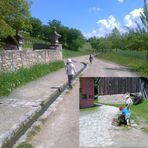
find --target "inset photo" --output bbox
[79,77,148,148]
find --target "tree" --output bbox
[66,28,85,50]
[48,20,62,30]
[29,17,42,37]
[88,37,100,51]
[0,0,15,38]
[108,27,122,50]
[0,0,31,37]
[136,0,148,61]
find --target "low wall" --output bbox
[0,45,63,72]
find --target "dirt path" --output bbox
[80,105,119,147]
[31,79,79,148]
[71,56,138,77]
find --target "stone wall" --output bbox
[0,45,63,72]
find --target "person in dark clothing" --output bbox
[89,54,93,64]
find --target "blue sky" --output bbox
[31,0,144,38]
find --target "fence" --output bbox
[98,77,141,95]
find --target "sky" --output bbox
[30,0,144,38]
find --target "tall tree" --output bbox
[0,0,31,37]
[29,17,42,37]
[136,0,148,61]
[0,0,15,38]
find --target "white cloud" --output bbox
[117,0,124,3]
[84,15,121,38]
[96,15,120,30]
[89,7,100,13]
[124,8,143,28]
[83,8,143,39]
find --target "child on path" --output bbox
[122,104,131,125]
[125,94,133,112]
[65,58,76,89]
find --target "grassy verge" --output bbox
[80,106,98,112]
[97,50,148,76]
[16,142,33,148]
[130,100,148,125]
[0,61,64,97]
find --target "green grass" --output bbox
[131,100,148,124]
[16,142,33,148]
[63,42,93,58]
[97,50,148,76]
[80,105,98,112]
[0,61,64,97]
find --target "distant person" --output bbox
[65,58,76,89]
[89,54,93,64]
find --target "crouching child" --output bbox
[122,104,131,125]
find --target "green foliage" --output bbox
[88,37,100,51]
[29,17,42,37]
[66,28,85,50]
[27,19,85,51]
[131,100,148,124]
[0,61,64,97]
[63,42,92,58]
[0,0,31,37]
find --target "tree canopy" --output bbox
[0,0,31,38]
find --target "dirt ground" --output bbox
[30,79,79,148]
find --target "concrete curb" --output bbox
[0,62,87,148]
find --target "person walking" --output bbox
[89,54,93,64]
[65,58,76,89]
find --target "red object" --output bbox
[80,77,94,108]
[119,106,123,111]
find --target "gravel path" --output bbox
[80,103,148,148]
[80,105,119,147]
